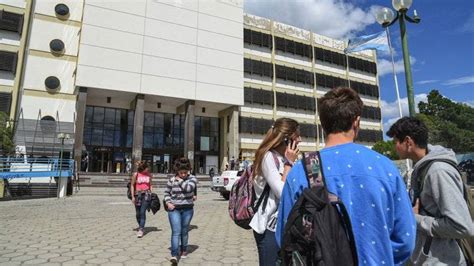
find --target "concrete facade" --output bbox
[1,1,382,174]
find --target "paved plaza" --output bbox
[0,187,259,265]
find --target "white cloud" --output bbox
[377,56,416,77]
[442,75,474,86]
[381,93,428,135]
[459,13,474,33]
[416,79,439,85]
[244,0,380,39]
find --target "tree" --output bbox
[372,140,399,160]
[417,90,474,153]
[0,112,15,156]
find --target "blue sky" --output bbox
[244,0,474,135]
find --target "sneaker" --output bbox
[180,251,187,259]
[169,256,178,264]
[137,229,144,238]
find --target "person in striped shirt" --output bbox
[164,157,197,264]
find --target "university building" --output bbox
[0,0,382,175]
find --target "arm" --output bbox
[416,165,472,239]
[149,174,152,192]
[391,173,416,264]
[261,152,285,199]
[179,176,197,193]
[163,178,173,204]
[131,173,137,203]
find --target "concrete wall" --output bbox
[76,0,244,106]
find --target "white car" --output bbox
[211,170,244,200]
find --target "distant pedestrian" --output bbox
[164,157,197,264]
[230,156,236,170]
[387,117,473,265]
[250,117,300,266]
[130,161,153,238]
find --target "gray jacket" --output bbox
[409,145,473,265]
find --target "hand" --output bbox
[167,203,175,211]
[131,197,136,205]
[193,195,197,201]
[285,140,299,163]
[412,199,420,214]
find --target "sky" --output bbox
[244,0,474,137]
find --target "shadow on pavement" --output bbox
[167,244,199,254]
[189,225,198,231]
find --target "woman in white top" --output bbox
[250,117,301,266]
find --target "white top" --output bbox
[250,150,285,234]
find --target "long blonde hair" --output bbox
[252,117,299,179]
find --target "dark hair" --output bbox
[136,161,149,173]
[252,117,299,179]
[386,117,428,148]
[174,157,191,172]
[317,87,363,135]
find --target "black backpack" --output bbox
[280,151,358,266]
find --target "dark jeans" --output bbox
[135,196,150,230]
[168,208,194,257]
[253,229,279,266]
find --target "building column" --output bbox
[132,94,145,168]
[184,100,195,169]
[73,87,87,172]
[228,107,239,168]
[219,106,239,172]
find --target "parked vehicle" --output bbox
[211,170,243,200]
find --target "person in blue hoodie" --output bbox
[276,87,416,265]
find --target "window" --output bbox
[275,92,316,111]
[244,87,273,106]
[275,64,314,86]
[299,123,317,138]
[244,29,272,48]
[0,11,23,34]
[0,92,11,114]
[239,117,272,135]
[244,59,273,78]
[275,37,312,59]
[362,106,382,121]
[83,106,134,148]
[357,129,383,143]
[194,116,219,152]
[0,51,18,74]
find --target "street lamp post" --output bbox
[57,133,70,198]
[376,0,420,117]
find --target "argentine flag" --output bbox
[345,31,389,53]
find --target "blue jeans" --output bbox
[168,208,194,257]
[135,194,150,230]
[253,230,279,266]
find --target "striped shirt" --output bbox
[164,175,197,209]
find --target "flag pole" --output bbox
[386,27,403,118]
[386,27,412,183]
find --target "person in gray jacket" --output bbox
[387,117,473,265]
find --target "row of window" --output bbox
[244,59,379,98]
[239,117,382,142]
[244,29,377,75]
[0,11,23,34]
[0,51,18,74]
[276,92,316,111]
[316,73,379,98]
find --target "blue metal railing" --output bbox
[0,157,74,179]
